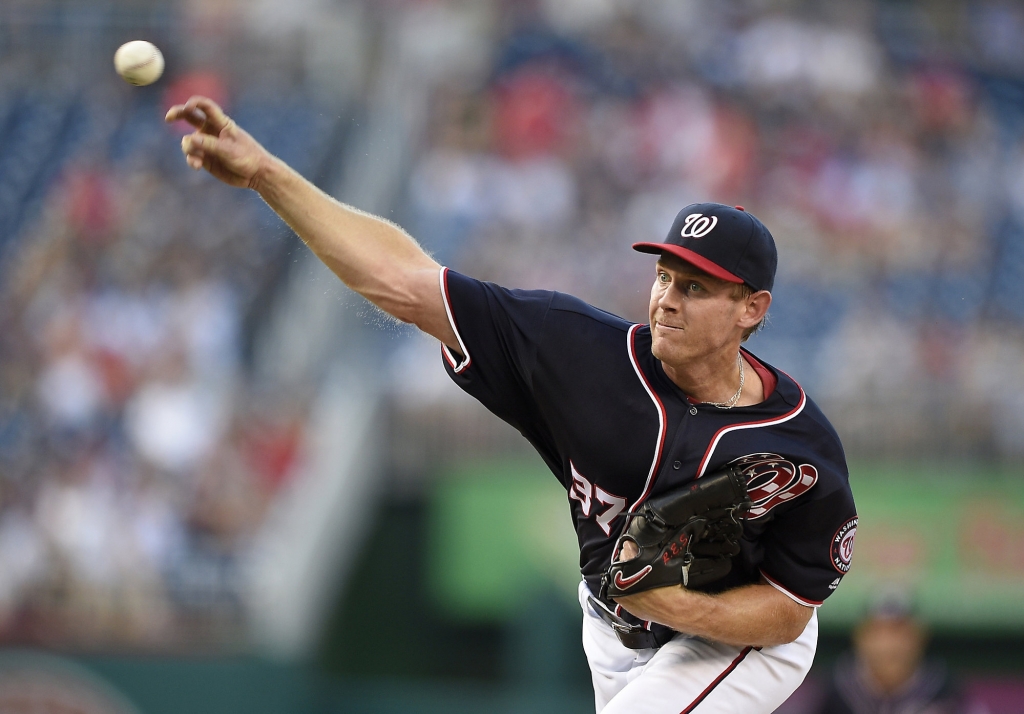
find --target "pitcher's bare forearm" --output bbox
[252,157,454,343]
[167,95,456,348]
[614,581,813,648]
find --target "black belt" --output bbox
[587,596,676,650]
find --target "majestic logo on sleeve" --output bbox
[831,517,858,573]
[729,453,819,519]
[680,213,718,239]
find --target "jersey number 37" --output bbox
[569,462,627,536]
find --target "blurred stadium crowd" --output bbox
[2,0,1024,660]
[404,0,1024,458]
[0,6,341,647]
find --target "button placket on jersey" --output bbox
[654,398,697,491]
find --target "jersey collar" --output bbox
[638,333,782,408]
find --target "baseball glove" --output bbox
[600,467,751,599]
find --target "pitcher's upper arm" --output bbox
[390,265,459,352]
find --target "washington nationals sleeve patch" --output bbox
[831,517,858,574]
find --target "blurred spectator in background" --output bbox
[815,594,969,714]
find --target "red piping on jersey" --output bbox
[678,646,753,714]
[626,324,667,510]
[695,382,807,479]
[760,569,823,607]
[439,268,471,374]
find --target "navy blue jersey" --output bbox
[439,268,857,615]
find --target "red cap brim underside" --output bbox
[632,243,744,284]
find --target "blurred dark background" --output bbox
[1,0,1023,712]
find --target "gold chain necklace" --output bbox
[704,352,745,409]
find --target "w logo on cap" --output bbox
[680,213,718,238]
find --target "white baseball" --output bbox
[114,41,165,86]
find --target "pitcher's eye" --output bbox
[657,271,670,283]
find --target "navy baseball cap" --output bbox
[633,203,778,292]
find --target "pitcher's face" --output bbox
[648,254,751,367]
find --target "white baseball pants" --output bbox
[578,581,817,714]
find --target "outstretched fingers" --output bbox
[181,132,219,169]
[169,98,264,187]
[166,104,207,131]
[165,95,233,135]
[187,95,233,134]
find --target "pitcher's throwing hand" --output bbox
[166,96,269,189]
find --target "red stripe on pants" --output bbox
[678,646,753,714]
